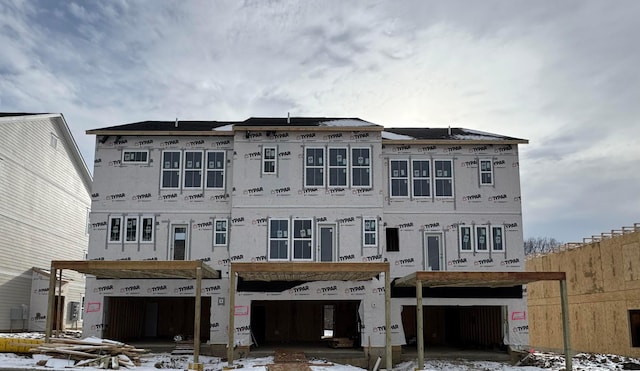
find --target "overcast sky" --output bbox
[1,0,639,243]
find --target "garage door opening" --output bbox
[104,297,211,342]
[402,305,504,350]
[251,300,361,347]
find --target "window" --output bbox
[141,216,154,243]
[459,226,472,251]
[491,226,504,251]
[214,219,228,246]
[161,151,181,189]
[434,160,453,197]
[328,148,348,187]
[363,218,377,247]
[479,159,493,185]
[389,160,409,197]
[206,151,225,189]
[351,147,371,187]
[385,227,399,252]
[108,216,122,243]
[305,148,325,187]
[183,151,203,188]
[630,310,640,347]
[269,219,289,260]
[125,216,138,242]
[293,219,313,260]
[50,133,58,149]
[475,225,488,251]
[263,146,277,174]
[122,150,149,164]
[412,160,431,197]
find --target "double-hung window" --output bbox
[479,159,493,185]
[263,146,277,174]
[108,216,123,243]
[328,148,348,187]
[390,160,409,197]
[206,151,225,189]
[351,147,371,187]
[125,216,138,242]
[293,219,313,260]
[459,226,472,252]
[491,226,504,251]
[363,218,377,247]
[183,151,203,188]
[269,219,289,260]
[434,160,453,197]
[122,150,149,164]
[214,219,228,246]
[305,148,325,187]
[412,160,431,197]
[161,151,181,189]
[141,216,154,243]
[475,225,489,251]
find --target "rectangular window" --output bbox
[363,218,377,247]
[184,151,203,188]
[385,227,399,252]
[475,225,488,251]
[459,226,472,251]
[630,310,640,347]
[305,148,325,187]
[214,219,228,246]
[351,147,371,187]
[125,216,138,242]
[269,218,289,260]
[108,216,122,243]
[161,151,181,189]
[122,150,149,164]
[328,148,348,187]
[206,151,226,189]
[434,160,453,197]
[479,159,493,185]
[141,216,154,243]
[390,160,409,197]
[491,226,505,251]
[263,146,277,174]
[293,219,313,260]
[412,160,431,197]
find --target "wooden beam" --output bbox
[45,265,57,342]
[394,271,567,288]
[560,279,572,370]
[56,269,63,336]
[232,262,389,274]
[416,279,424,369]
[227,269,237,366]
[385,271,392,371]
[50,260,219,279]
[194,267,202,364]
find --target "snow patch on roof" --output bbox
[382,131,415,140]
[320,119,373,127]
[452,134,504,141]
[214,124,234,131]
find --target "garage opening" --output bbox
[104,297,211,342]
[251,300,361,347]
[402,305,504,350]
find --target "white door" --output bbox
[171,225,188,260]
[319,225,336,262]
[424,233,443,271]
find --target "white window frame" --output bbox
[363,217,378,247]
[328,147,348,187]
[389,159,409,198]
[304,147,325,188]
[479,159,494,186]
[161,150,181,189]
[262,146,277,175]
[351,147,372,188]
[108,216,123,243]
[475,225,489,252]
[459,225,473,252]
[411,159,431,198]
[125,216,139,243]
[268,218,289,261]
[205,150,226,189]
[214,218,228,247]
[141,215,155,243]
[434,159,454,198]
[292,218,313,261]
[491,226,505,252]
[122,150,149,164]
[183,150,204,189]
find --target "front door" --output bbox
[172,225,188,260]
[319,225,335,262]
[424,233,443,271]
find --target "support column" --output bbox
[385,271,392,371]
[227,267,237,366]
[416,279,424,369]
[56,269,63,337]
[45,265,57,342]
[194,267,202,364]
[560,279,572,370]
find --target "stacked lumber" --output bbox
[27,337,147,369]
[328,337,353,348]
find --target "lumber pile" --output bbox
[28,337,147,369]
[327,337,353,348]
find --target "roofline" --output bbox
[383,139,529,145]
[232,125,383,132]
[86,129,235,136]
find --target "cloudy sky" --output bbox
[1,0,639,242]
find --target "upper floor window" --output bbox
[183,151,203,188]
[412,160,431,197]
[459,226,472,251]
[263,146,277,174]
[434,160,453,197]
[351,147,371,187]
[458,225,505,252]
[363,218,377,247]
[479,159,493,185]
[161,151,181,189]
[122,150,149,164]
[328,148,348,187]
[475,225,488,251]
[491,226,504,251]
[108,216,122,243]
[125,216,138,242]
[141,216,154,243]
[206,151,226,189]
[269,218,289,260]
[390,160,409,197]
[305,148,325,187]
[214,219,228,246]
[293,219,313,260]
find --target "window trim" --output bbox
[411,159,431,198]
[268,218,289,261]
[183,150,204,189]
[262,146,278,175]
[363,217,378,248]
[108,216,123,243]
[491,226,505,252]
[160,150,181,190]
[434,159,454,198]
[459,225,473,252]
[479,159,494,186]
[389,159,409,198]
[351,147,372,188]
[214,218,229,247]
[304,147,325,188]
[475,225,489,252]
[122,150,150,164]
[205,150,226,189]
[328,147,349,188]
[141,215,155,243]
[292,218,314,261]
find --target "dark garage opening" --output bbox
[402,305,504,350]
[104,297,211,342]
[251,300,361,347]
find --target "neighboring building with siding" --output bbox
[84,117,528,356]
[0,113,91,332]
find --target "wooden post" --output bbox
[56,269,63,337]
[416,279,424,369]
[227,267,236,366]
[45,265,57,342]
[560,279,572,370]
[194,267,202,364]
[385,271,392,371]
